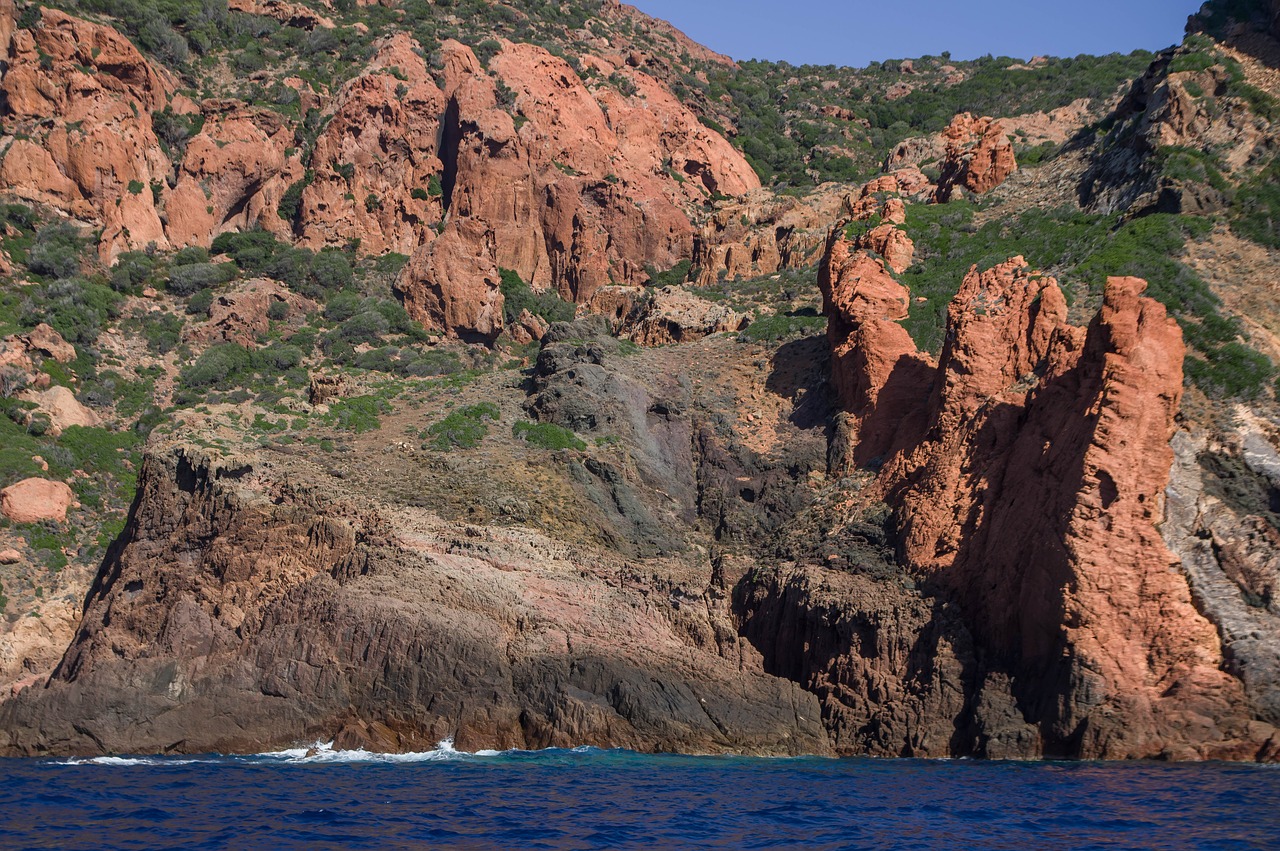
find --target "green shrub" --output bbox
[179,343,256,389]
[1233,157,1280,249]
[278,172,313,222]
[110,251,155,293]
[153,107,205,160]
[425,403,500,450]
[740,311,826,343]
[261,342,303,371]
[401,349,461,377]
[499,268,575,326]
[28,222,85,280]
[647,260,692,287]
[308,249,354,293]
[144,313,184,354]
[166,262,236,296]
[212,229,288,271]
[172,245,211,266]
[323,395,390,433]
[267,300,290,321]
[187,288,215,316]
[23,277,122,345]
[512,420,586,451]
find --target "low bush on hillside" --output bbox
[424,403,500,450]
[512,420,585,451]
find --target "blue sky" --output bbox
[628,1,1203,67]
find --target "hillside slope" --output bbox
[0,0,1278,760]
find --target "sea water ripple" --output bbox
[2,741,1277,849]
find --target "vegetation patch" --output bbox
[512,420,586,451]
[425,403,501,450]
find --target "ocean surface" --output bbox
[1,741,1277,850]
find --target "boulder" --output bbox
[20,385,100,436]
[620,287,749,346]
[22,325,75,363]
[0,478,74,524]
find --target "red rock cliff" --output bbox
[820,235,1278,759]
[0,6,758,340]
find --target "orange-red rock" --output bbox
[22,325,75,363]
[20,385,100,436]
[398,219,504,343]
[935,113,1017,202]
[227,0,335,29]
[394,38,759,339]
[0,8,174,259]
[853,223,915,274]
[819,236,932,467]
[166,104,304,247]
[0,478,74,524]
[298,34,447,255]
[186,279,320,348]
[820,231,1274,758]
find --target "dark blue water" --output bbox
[1,742,1277,850]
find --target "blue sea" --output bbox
[1,741,1277,849]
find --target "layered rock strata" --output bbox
[0,444,829,757]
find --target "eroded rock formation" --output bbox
[393,38,759,341]
[815,234,1278,759]
[0,7,174,259]
[934,113,1018,202]
[0,4,759,339]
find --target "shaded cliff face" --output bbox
[814,235,1278,760]
[0,441,827,757]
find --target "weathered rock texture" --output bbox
[620,286,749,346]
[814,234,1279,760]
[0,4,758,338]
[934,114,1018,202]
[0,7,174,259]
[394,39,760,342]
[1080,42,1272,215]
[0,445,828,757]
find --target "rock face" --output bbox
[297,34,446,256]
[934,113,1017,202]
[394,39,760,341]
[1080,43,1269,215]
[0,5,759,339]
[0,445,828,757]
[1165,426,1280,729]
[815,235,1278,760]
[620,287,749,346]
[165,104,304,248]
[0,478,74,524]
[0,7,174,259]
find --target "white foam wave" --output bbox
[59,756,202,766]
[254,737,486,764]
